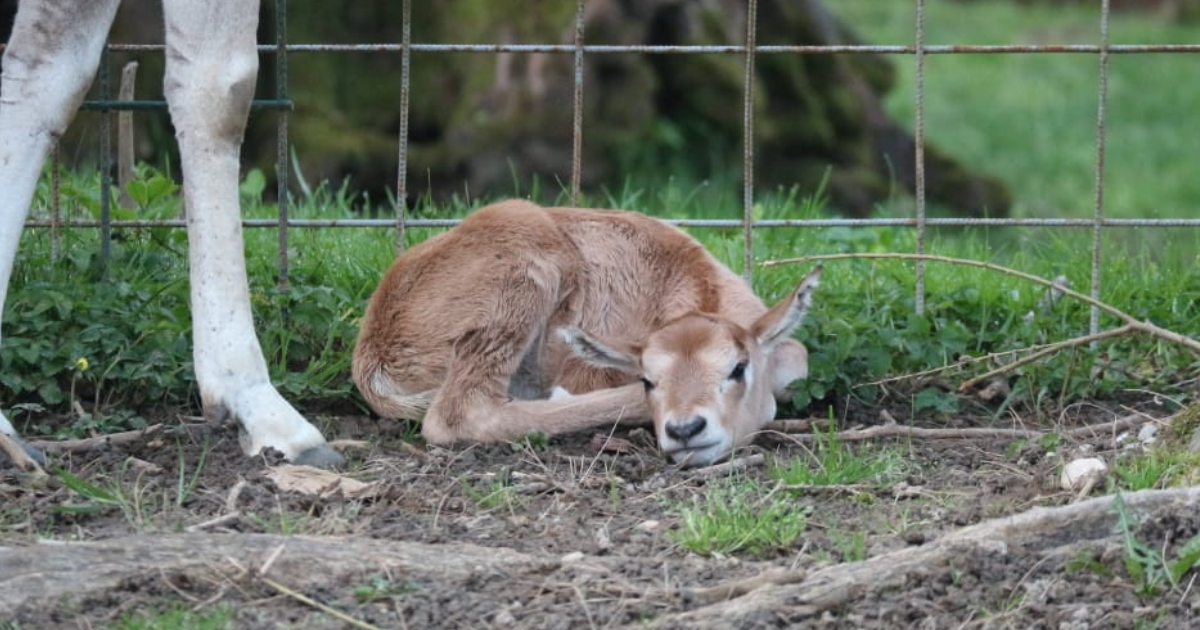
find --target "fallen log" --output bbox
[0,532,555,616]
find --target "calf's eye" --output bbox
[728,361,747,382]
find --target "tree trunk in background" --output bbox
[0,0,1015,217]
[281,0,1011,216]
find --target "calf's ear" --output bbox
[558,327,641,374]
[752,265,822,350]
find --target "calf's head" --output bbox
[562,266,821,466]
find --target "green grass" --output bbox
[5,2,1200,437]
[352,575,420,604]
[102,604,232,630]
[5,162,1199,435]
[1110,446,1200,491]
[461,478,521,512]
[770,423,907,487]
[669,477,808,557]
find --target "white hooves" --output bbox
[224,382,343,468]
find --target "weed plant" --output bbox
[1112,495,1200,597]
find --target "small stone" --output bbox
[635,519,660,532]
[594,526,612,551]
[1137,423,1158,445]
[493,608,517,626]
[1060,457,1108,492]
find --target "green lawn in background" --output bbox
[828,0,1200,223]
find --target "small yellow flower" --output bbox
[74,357,90,372]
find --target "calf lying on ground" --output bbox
[353,200,821,466]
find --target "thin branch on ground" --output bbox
[185,512,241,533]
[259,544,287,576]
[764,253,1200,355]
[158,568,204,604]
[681,567,806,606]
[775,413,1149,444]
[225,478,248,513]
[959,323,1135,392]
[29,423,163,454]
[260,575,385,630]
[766,418,830,433]
[689,453,766,477]
[862,330,1146,389]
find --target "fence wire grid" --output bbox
[16,0,1199,335]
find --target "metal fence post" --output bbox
[276,0,291,291]
[99,48,113,278]
[1090,0,1113,340]
[913,0,928,316]
[395,0,412,253]
[741,0,759,284]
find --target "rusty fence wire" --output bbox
[19,0,1200,336]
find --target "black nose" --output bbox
[665,416,707,442]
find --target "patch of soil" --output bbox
[2,405,1196,629]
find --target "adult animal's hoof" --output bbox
[292,443,346,469]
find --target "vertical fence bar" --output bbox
[570,0,586,205]
[50,144,61,262]
[1090,0,1112,339]
[395,0,412,252]
[741,0,758,283]
[913,0,928,315]
[275,0,291,291]
[99,48,113,278]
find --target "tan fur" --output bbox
[352,199,819,466]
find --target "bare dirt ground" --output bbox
[2,405,1198,630]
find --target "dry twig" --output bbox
[225,478,248,513]
[29,423,163,454]
[185,512,241,533]
[765,418,829,433]
[260,576,385,630]
[681,568,806,606]
[959,323,1135,392]
[688,453,766,477]
[777,413,1151,444]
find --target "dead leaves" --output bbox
[265,464,380,500]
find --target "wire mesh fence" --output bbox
[17,0,1199,335]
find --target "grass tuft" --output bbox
[102,604,231,630]
[669,477,808,557]
[770,423,907,488]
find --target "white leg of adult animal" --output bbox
[0,0,123,463]
[162,0,341,466]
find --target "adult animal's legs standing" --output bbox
[0,0,123,462]
[162,0,342,466]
